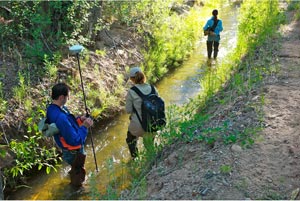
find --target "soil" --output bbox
[123,8,300,200]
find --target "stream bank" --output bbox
[5,3,239,200]
[123,4,300,200]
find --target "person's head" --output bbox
[51,83,70,106]
[129,66,146,84]
[212,9,218,17]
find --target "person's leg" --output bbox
[213,40,220,59]
[62,149,77,165]
[126,131,138,158]
[70,151,86,187]
[206,41,213,59]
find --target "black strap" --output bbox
[132,104,143,126]
[130,85,155,127]
[130,85,155,100]
[211,19,219,31]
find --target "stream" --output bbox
[9,3,239,200]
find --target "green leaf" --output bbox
[38,163,43,170]
[46,166,51,174]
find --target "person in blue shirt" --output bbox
[46,83,93,186]
[203,9,223,59]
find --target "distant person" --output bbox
[203,9,223,59]
[125,67,161,159]
[46,83,94,187]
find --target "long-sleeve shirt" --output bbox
[203,16,223,42]
[46,104,88,150]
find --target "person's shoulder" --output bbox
[47,104,58,112]
[135,83,151,88]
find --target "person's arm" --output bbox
[56,114,88,146]
[125,90,134,114]
[203,19,210,31]
[203,18,213,31]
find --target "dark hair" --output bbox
[212,9,218,16]
[131,71,146,84]
[51,83,70,100]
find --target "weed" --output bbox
[220,164,232,175]
[96,49,106,57]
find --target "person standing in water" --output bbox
[203,9,223,59]
[46,83,94,186]
[125,67,160,158]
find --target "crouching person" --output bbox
[46,83,93,187]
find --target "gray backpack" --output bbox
[38,115,60,137]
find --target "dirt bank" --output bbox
[125,7,300,200]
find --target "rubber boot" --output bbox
[70,152,86,187]
[126,131,138,158]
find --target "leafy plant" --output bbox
[8,134,60,177]
[219,165,232,174]
[12,72,28,106]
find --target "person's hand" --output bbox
[80,115,87,122]
[82,117,93,128]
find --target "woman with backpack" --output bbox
[125,67,163,159]
[203,9,223,59]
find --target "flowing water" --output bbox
[9,4,239,200]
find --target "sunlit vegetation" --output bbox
[0,0,290,199]
[0,0,206,193]
[175,0,283,147]
[89,0,286,199]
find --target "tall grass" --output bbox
[142,6,203,83]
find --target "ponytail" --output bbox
[131,71,146,84]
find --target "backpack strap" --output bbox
[130,85,155,99]
[211,19,219,31]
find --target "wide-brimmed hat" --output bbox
[129,67,142,77]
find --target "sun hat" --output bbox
[129,67,142,77]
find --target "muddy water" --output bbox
[9,4,239,200]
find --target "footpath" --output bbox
[124,7,300,200]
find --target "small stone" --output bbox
[231,144,243,152]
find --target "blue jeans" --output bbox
[62,147,85,165]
